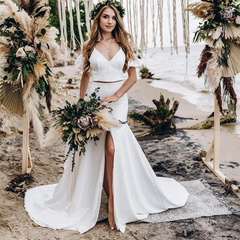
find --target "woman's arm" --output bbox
[79,41,91,99]
[99,67,137,106]
[79,72,91,98]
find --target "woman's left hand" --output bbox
[100,95,119,107]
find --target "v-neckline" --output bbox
[94,47,121,62]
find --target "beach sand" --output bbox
[0,66,240,239]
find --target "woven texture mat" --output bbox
[97,179,232,223]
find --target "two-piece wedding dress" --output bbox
[24,47,189,233]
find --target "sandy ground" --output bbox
[0,66,240,240]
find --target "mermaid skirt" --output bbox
[24,81,189,233]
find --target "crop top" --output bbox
[75,47,141,82]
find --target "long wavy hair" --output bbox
[82,4,135,73]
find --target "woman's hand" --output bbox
[99,95,119,107]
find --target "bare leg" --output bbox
[103,132,116,229]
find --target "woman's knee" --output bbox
[105,133,115,159]
[105,144,115,158]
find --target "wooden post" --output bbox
[22,113,32,174]
[203,95,227,183]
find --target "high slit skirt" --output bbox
[24,81,189,233]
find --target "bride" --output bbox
[25,0,189,233]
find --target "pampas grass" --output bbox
[23,87,43,147]
[41,27,59,49]
[45,83,52,113]
[14,9,33,43]
[222,77,237,107]
[186,2,215,20]
[94,109,122,131]
[3,0,19,16]
[206,48,222,90]
[197,45,212,78]
[214,82,223,115]
[43,127,63,147]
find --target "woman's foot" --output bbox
[108,197,116,230]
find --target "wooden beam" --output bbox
[202,95,227,184]
[22,113,32,174]
[213,96,220,171]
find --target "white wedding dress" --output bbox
[24,47,189,233]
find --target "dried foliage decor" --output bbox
[0,0,59,145]
[188,0,240,111]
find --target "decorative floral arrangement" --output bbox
[90,0,125,20]
[187,0,239,113]
[0,0,59,144]
[46,88,123,171]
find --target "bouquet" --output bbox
[48,88,124,171]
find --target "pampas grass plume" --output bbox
[41,27,59,49]
[186,2,215,20]
[94,108,121,131]
[206,48,222,90]
[43,127,63,147]
[23,87,44,147]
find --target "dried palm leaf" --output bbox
[197,45,212,78]
[34,17,49,37]
[222,42,240,77]
[186,2,215,20]
[33,60,47,79]
[205,36,224,49]
[86,128,103,138]
[225,24,240,39]
[0,81,24,114]
[37,48,53,66]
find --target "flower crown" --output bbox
[90,0,125,20]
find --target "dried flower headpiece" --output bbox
[90,0,125,20]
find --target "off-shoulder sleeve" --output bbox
[75,54,84,71]
[128,58,142,69]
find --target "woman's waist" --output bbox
[92,80,123,83]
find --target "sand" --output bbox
[0,66,240,240]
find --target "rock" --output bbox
[32,222,38,227]
[55,71,65,78]
[193,151,207,161]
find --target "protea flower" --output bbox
[77,115,93,131]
